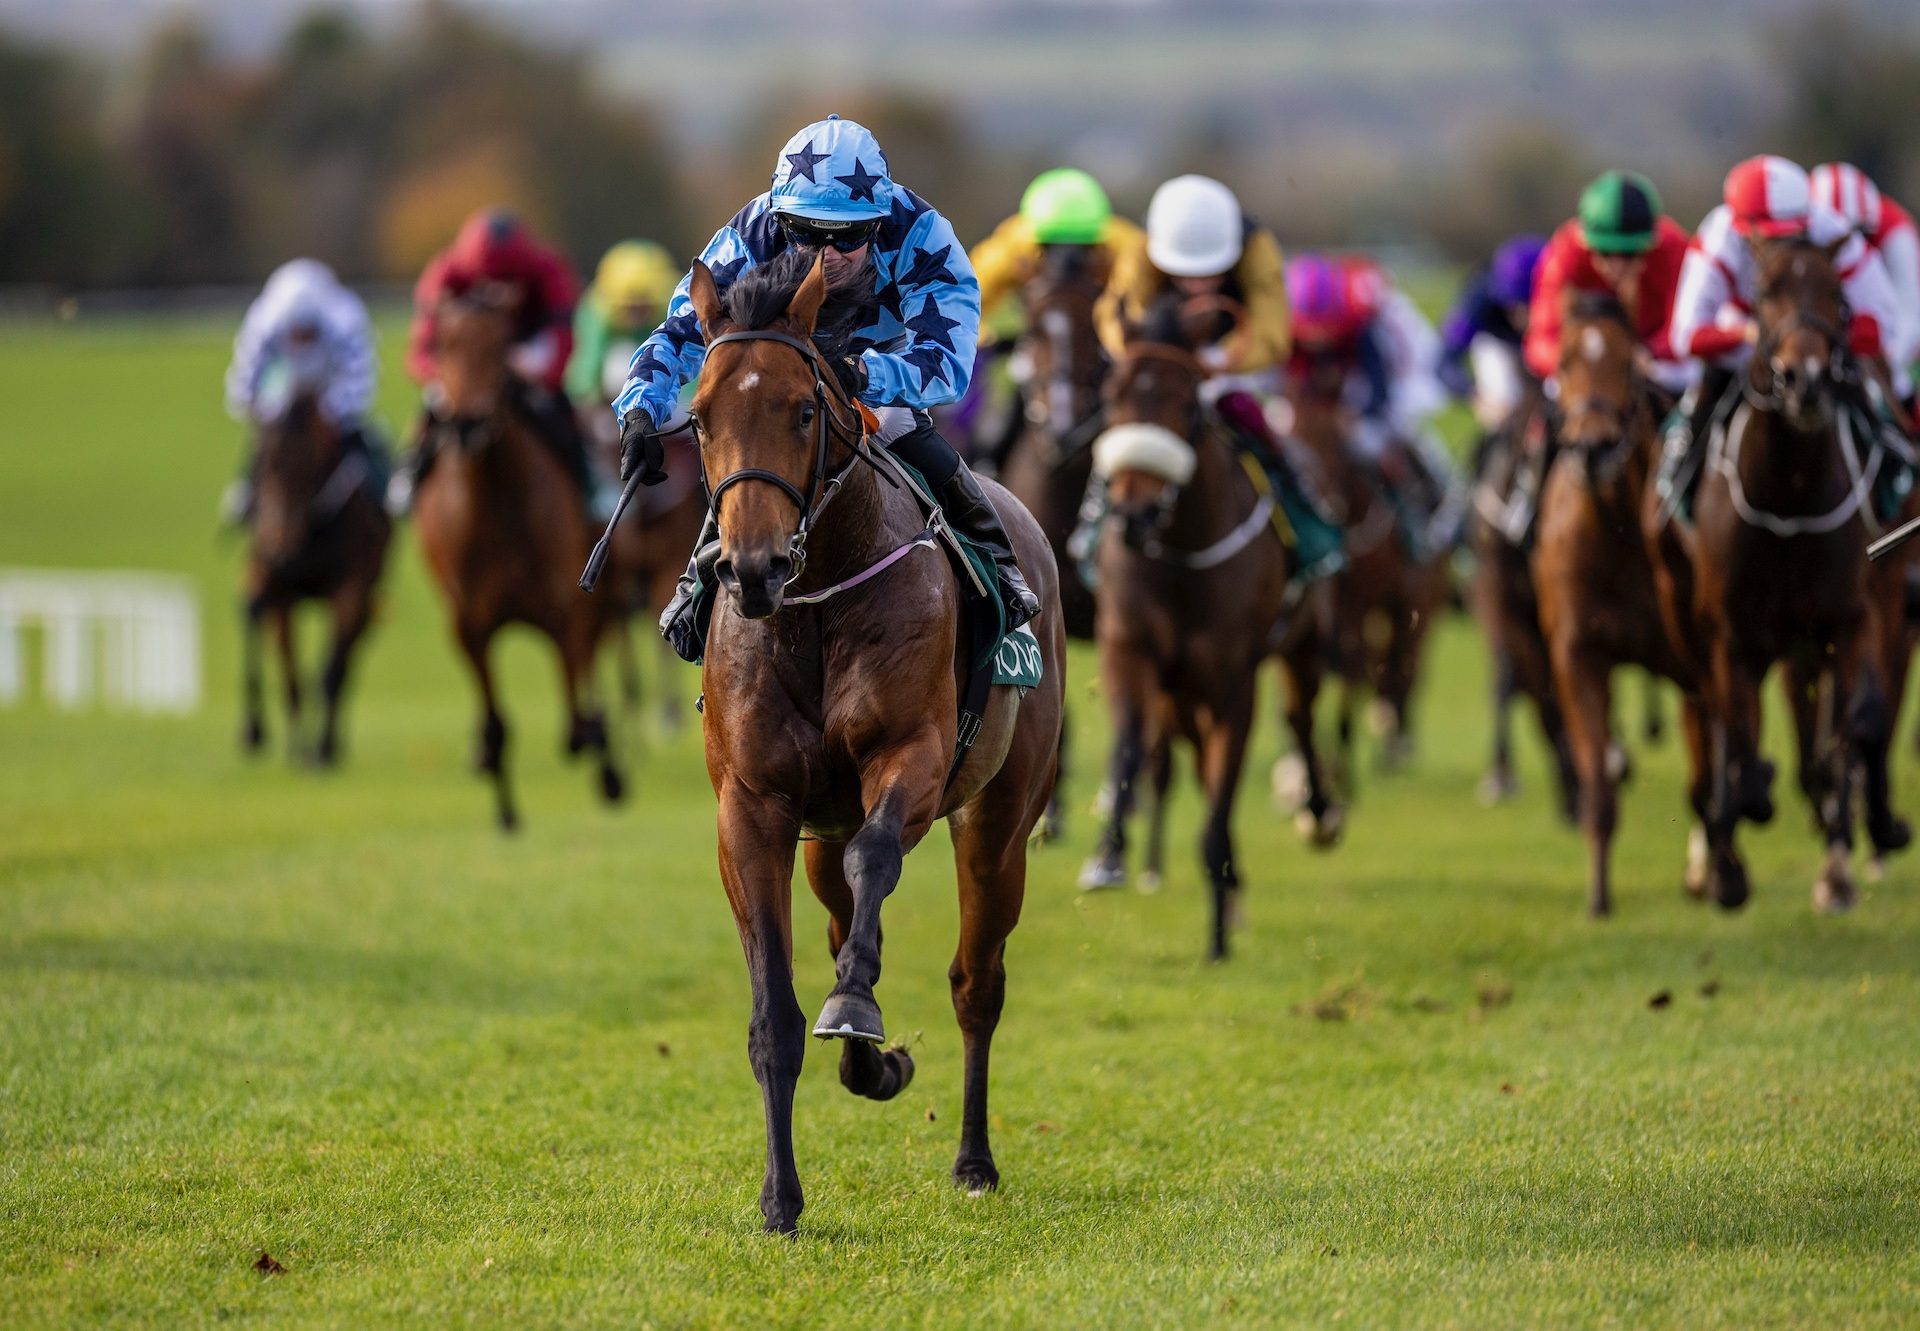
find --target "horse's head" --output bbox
[1019,245,1111,448]
[1555,291,1640,477]
[687,249,862,619]
[1753,236,1851,430]
[432,283,516,449]
[251,390,336,565]
[1096,297,1207,548]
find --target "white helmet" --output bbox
[1146,175,1245,278]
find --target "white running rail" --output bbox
[0,569,201,713]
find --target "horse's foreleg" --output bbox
[814,740,943,1044]
[1817,626,1873,913]
[558,612,625,805]
[270,607,303,759]
[1482,641,1518,804]
[1282,650,1343,847]
[1853,602,1911,863]
[1704,637,1756,910]
[1552,636,1617,919]
[457,621,517,832]
[1141,733,1174,890]
[1680,693,1714,900]
[316,580,374,767]
[718,783,807,1233]
[1197,681,1256,961]
[241,595,266,753]
[804,840,914,1103]
[1080,684,1148,890]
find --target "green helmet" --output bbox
[1578,170,1664,255]
[1020,168,1111,245]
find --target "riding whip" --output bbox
[579,470,644,592]
[1869,512,1920,562]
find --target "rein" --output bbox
[1711,394,1882,539]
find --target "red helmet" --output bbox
[1286,254,1356,346]
[1340,256,1386,323]
[1724,155,1811,239]
[1810,162,1883,234]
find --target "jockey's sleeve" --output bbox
[225,293,272,421]
[1438,269,1492,390]
[321,290,377,424]
[968,215,1031,330]
[1879,215,1920,365]
[1523,225,1576,381]
[406,256,449,385]
[1668,232,1743,362]
[1094,237,1158,360]
[566,299,607,404]
[615,217,760,427]
[1234,229,1291,371]
[857,207,980,410]
[1837,238,1899,364]
[1355,323,1393,419]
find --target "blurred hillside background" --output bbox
[1,0,1917,297]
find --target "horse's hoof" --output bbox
[1711,857,1750,911]
[1871,816,1913,857]
[1272,754,1309,810]
[1137,869,1163,895]
[1683,826,1710,900]
[599,765,626,804]
[1297,805,1344,849]
[1078,858,1126,892]
[1089,781,1115,819]
[840,1042,914,1100]
[497,807,521,835]
[1606,742,1632,787]
[813,989,885,1043]
[1476,771,1517,807]
[953,1157,1000,1196]
[1814,853,1857,915]
[241,720,265,754]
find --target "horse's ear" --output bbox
[1088,245,1115,289]
[784,250,829,333]
[1822,235,1850,265]
[688,260,728,337]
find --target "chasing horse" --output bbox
[224,259,392,765]
[1531,294,1701,916]
[411,283,628,829]
[1651,230,1911,911]
[1077,294,1339,959]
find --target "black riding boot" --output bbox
[1658,364,1735,521]
[516,382,613,516]
[659,509,721,663]
[890,419,1042,630]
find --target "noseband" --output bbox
[699,329,873,582]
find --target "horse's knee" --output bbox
[1848,683,1891,748]
[747,1003,805,1087]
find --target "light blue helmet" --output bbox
[767,115,894,222]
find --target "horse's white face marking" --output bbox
[738,371,761,392]
[1581,326,1606,364]
[1041,309,1071,339]
[1791,255,1808,278]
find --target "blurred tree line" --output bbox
[1,1,1916,289]
[0,2,682,287]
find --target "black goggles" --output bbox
[777,215,878,253]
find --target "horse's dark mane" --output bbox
[722,248,867,357]
[1567,290,1632,329]
[1134,291,1194,349]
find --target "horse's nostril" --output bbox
[715,560,739,591]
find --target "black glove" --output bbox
[618,409,666,485]
[830,355,867,401]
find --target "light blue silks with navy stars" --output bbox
[613,116,981,430]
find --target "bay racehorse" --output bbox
[1649,238,1906,912]
[1532,294,1703,916]
[1465,390,1579,817]
[998,244,1111,837]
[678,251,1063,1233]
[1080,297,1338,960]
[413,289,627,829]
[241,390,391,765]
[1281,354,1446,781]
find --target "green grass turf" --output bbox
[2,313,1918,1329]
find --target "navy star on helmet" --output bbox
[769,115,894,223]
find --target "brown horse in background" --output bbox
[241,391,391,765]
[998,244,1111,837]
[1532,295,1702,916]
[413,291,626,829]
[1282,356,1446,782]
[680,251,1063,1233]
[1466,389,1579,817]
[1080,299,1337,959]
[1649,238,1905,912]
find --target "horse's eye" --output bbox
[798,402,816,428]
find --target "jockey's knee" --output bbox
[883,412,962,485]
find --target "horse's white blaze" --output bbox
[738,371,761,392]
[1581,325,1606,363]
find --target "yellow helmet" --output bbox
[594,241,679,313]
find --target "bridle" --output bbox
[697,329,883,583]
[1020,292,1109,468]
[1749,306,1854,420]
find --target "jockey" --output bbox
[567,240,681,408]
[616,115,1039,662]
[1289,253,1460,556]
[1812,161,1920,396]
[222,258,384,523]
[394,208,615,518]
[1526,170,1693,396]
[1438,233,1545,431]
[1665,154,1910,494]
